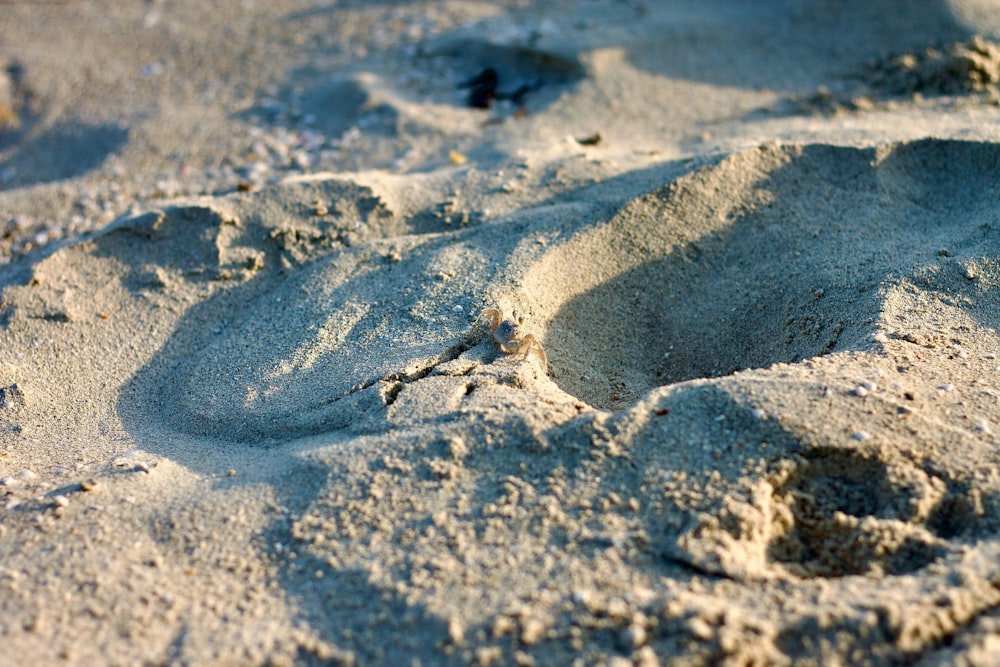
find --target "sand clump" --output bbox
[799,35,1000,114]
[870,35,1000,96]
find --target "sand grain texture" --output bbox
[2,1,1000,665]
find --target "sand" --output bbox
[2,1,1000,665]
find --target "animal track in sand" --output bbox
[765,449,951,578]
[522,139,1000,409]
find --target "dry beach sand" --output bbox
[3,1,1000,664]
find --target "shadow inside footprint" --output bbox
[535,139,1000,409]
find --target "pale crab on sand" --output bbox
[478,308,547,371]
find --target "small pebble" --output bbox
[53,495,69,508]
[939,384,955,392]
[852,385,870,397]
[113,450,157,471]
[513,652,535,667]
[448,436,469,461]
[872,332,889,344]
[620,623,648,649]
[448,617,465,645]
[520,618,546,645]
[975,418,992,434]
[852,430,872,441]
[688,617,714,640]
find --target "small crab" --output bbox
[478,308,547,371]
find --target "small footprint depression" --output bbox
[523,140,1000,409]
[766,449,948,578]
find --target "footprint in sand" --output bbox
[520,139,1000,410]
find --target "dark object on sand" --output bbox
[463,67,499,108]
[460,67,539,109]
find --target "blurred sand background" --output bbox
[3,1,1000,664]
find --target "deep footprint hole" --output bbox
[526,140,1000,409]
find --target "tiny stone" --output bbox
[513,651,535,667]
[16,470,37,482]
[227,469,237,477]
[492,615,516,638]
[689,617,714,640]
[873,332,889,344]
[114,450,145,466]
[852,430,872,441]
[634,646,659,667]
[448,436,469,460]
[53,495,69,508]
[448,617,465,645]
[80,478,99,492]
[476,646,503,666]
[520,618,546,645]
[621,623,648,649]
[853,385,869,397]
[939,384,955,392]
[975,418,992,434]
